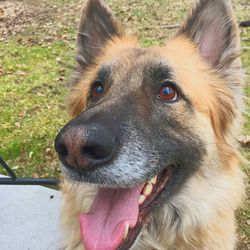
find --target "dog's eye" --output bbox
[92,82,105,98]
[158,83,179,102]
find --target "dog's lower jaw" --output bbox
[133,166,244,250]
[60,164,244,250]
[131,205,237,250]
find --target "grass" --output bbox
[0,41,72,178]
[0,0,249,248]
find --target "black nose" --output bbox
[54,123,115,171]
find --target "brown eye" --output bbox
[92,82,104,98]
[158,83,179,102]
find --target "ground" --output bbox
[0,0,249,248]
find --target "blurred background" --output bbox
[0,0,249,248]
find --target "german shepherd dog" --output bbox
[54,0,245,249]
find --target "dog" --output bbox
[54,0,245,249]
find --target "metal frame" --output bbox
[0,156,59,186]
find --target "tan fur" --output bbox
[61,159,244,249]
[60,1,245,249]
[61,36,245,250]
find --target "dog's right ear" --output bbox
[77,0,123,69]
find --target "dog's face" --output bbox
[55,1,242,249]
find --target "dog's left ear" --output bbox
[177,0,242,84]
[77,0,123,69]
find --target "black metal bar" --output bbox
[0,156,60,186]
[0,156,17,179]
[0,177,60,186]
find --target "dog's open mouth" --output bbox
[79,166,173,250]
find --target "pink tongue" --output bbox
[79,185,144,250]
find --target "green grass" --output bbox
[0,40,73,178]
[0,0,249,247]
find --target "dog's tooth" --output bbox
[149,176,157,185]
[143,183,153,197]
[139,195,146,205]
[123,223,129,240]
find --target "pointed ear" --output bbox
[77,0,123,68]
[177,0,242,82]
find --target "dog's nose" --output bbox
[54,123,115,171]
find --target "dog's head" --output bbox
[55,0,243,249]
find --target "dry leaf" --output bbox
[14,122,21,129]
[238,135,250,147]
[32,173,39,178]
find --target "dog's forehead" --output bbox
[101,47,172,85]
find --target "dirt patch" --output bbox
[0,0,80,42]
[0,1,41,40]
